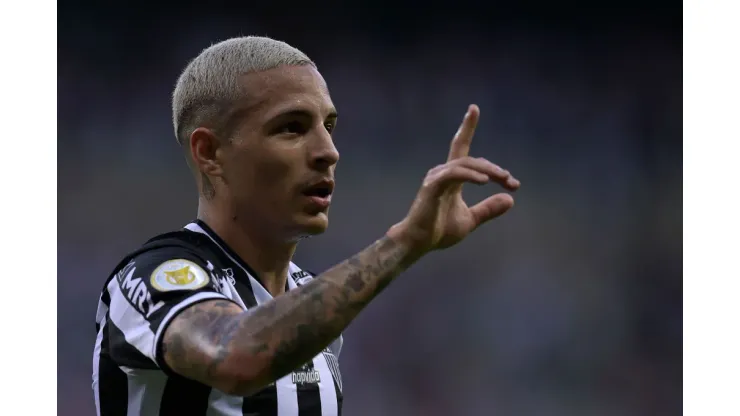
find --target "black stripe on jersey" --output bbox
[334,380,343,416]
[96,285,113,334]
[296,360,322,416]
[98,321,128,416]
[158,375,212,416]
[232,277,259,309]
[97,356,129,415]
[242,384,278,416]
[106,317,158,369]
[101,286,111,307]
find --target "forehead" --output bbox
[239,65,335,120]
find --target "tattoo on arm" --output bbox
[162,235,416,395]
[162,300,243,387]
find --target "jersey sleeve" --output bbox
[104,247,241,370]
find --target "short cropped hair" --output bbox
[172,36,314,145]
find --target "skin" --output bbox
[163,64,521,396]
[191,65,339,295]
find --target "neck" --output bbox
[197,199,297,297]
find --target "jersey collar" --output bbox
[184,219,297,303]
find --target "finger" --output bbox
[447,104,480,162]
[426,165,489,196]
[450,157,521,191]
[469,193,515,227]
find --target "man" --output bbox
[92,36,520,416]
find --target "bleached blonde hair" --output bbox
[172,36,314,145]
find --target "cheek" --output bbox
[227,140,304,201]
[239,152,297,199]
[257,157,293,180]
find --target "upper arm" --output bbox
[160,298,248,393]
[104,248,240,377]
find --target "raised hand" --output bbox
[389,105,520,253]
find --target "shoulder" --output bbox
[99,230,236,368]
[108,230,219,295]
[102,229,234,327]
[121,230,212,267]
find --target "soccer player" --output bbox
[92,36,520,416]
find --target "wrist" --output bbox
[385,221,429,265]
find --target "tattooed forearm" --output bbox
[250,235,417,383]
[162,235,420,395]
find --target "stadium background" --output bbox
[58,1,681,415]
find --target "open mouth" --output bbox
[302,181,334,199]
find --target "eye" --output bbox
[276,121,307,136]
[324,121,336,134]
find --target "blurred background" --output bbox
[58,1,681,415]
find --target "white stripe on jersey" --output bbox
[206,390,244,416]
[106,272,158,359]
[313,351,339,415]
[275,374,300,414]
[92,313,107,416]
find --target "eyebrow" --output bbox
[270,108,338,122]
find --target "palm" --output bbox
[436,195,477,249]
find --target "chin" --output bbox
[291,212,329,238]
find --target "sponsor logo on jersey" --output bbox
[291,361,321,385]
[222,268,236,286]
[116,261,165,318]
[210,267,235,295]
[150,259,210,292]
[291,270,313,286]
[291,270,310,279]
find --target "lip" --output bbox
[303,194,332,210]
[300,178,334,211]
[303,178,335,194]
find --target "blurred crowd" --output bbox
[59,5,681,415]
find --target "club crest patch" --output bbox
[150,259,210,292]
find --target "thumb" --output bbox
[469,193,515,227]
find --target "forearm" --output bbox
[225,233,420,393]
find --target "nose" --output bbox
[309,133,340,170]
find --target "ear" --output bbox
[190,127,225,177]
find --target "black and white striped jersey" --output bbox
[92,220,344,416]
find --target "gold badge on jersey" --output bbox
[150,259,210,292]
